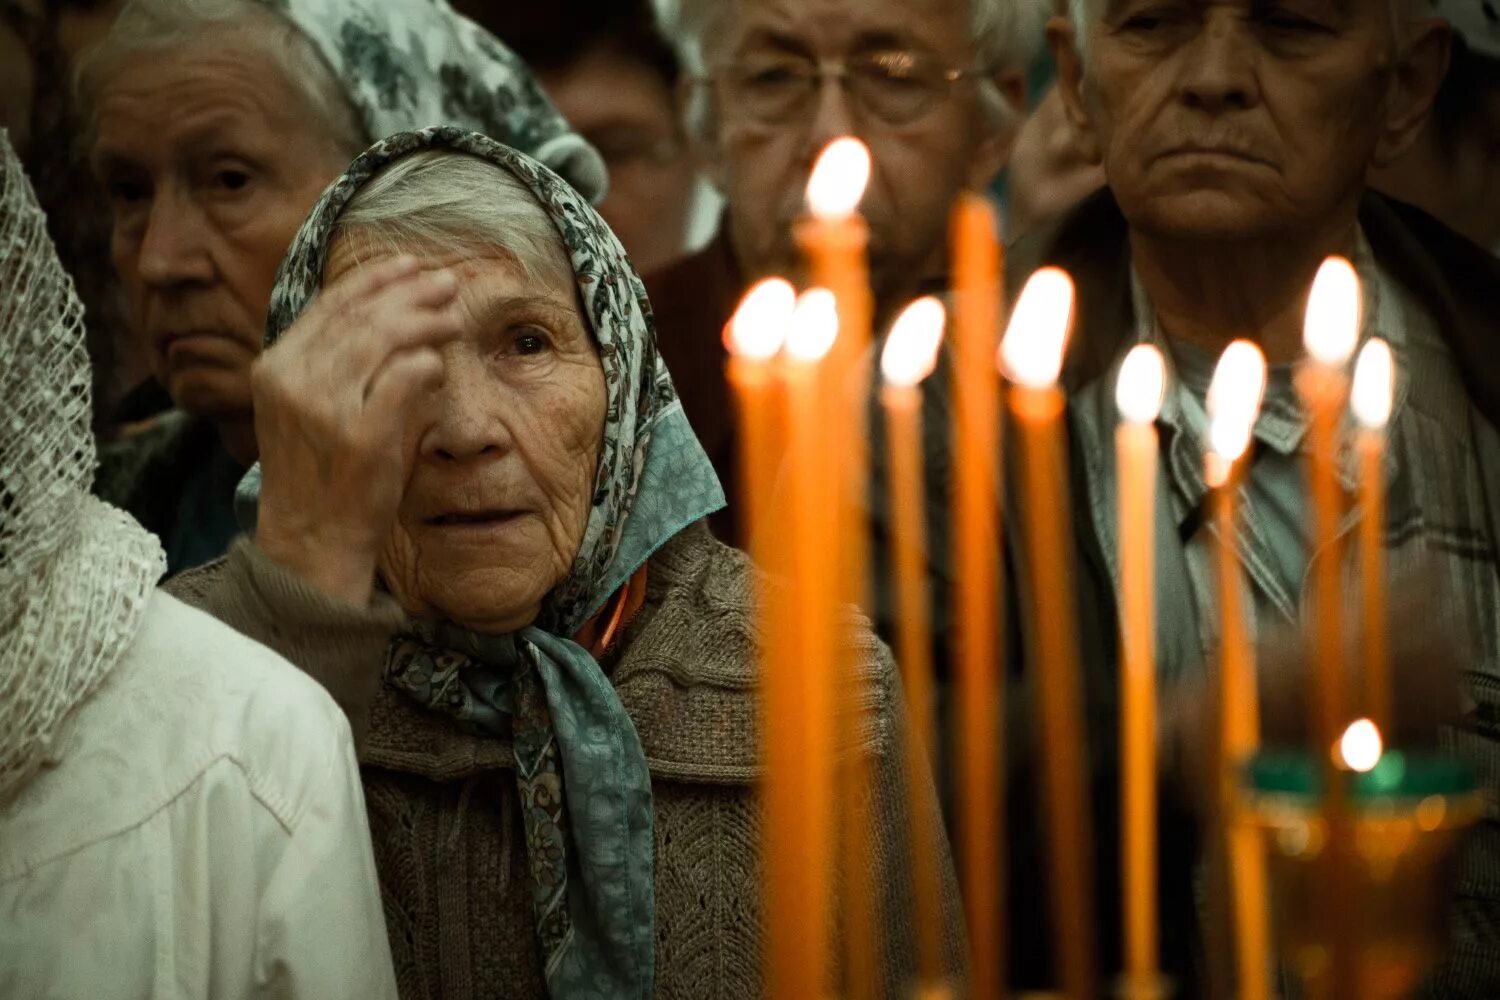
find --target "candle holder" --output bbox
[1237,750,1481,1000]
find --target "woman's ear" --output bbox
[1372,19,1451,168]
[1047,15,1103,166]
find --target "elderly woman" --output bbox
[0,133,395,997]
[168,125,965,998]
[77,0,603,575]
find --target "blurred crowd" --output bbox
[4,0,1500,997]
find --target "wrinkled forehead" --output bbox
[719,0,974,58]
[1089,0,1391,26]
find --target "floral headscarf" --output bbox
[239,126,724,999]
[264,0,606,201]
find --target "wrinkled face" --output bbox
[701,0,1010,297]
[323,244,607,634]
[540,44,696,275]
[91,43,351,422]
[1061,0,1406,239]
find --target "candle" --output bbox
[763,288,840,1000]
[798,136,876,612]
[950,191,1006,1000]
[725,278,796,572]
[880,296,948,987]
[1207,340,1271,1000]
[799,137,880,1000]
[1299,256,1361,1000]
[1300,256,1361,753]
[1351,338,1394,732]
[999,267,1097,1000]
[1114,345,1167,998]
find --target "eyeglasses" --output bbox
[707,50,983,127]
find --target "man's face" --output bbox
[702,0,1012,300]
[91,43,350,422]
[1058,0,1410,240]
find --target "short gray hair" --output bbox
[330,150,574,291]
[75,0,364,156]
[655,0,1048,135]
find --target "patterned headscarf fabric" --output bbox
[239,126,724,999]
[265,0,607,202]
[0,129,164,801]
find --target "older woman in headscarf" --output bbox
[167,125,966,998]
[0,132,395,998]
[76,0,604,575]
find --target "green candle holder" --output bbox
[1237,750,1482,1000]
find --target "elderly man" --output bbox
[646,0,1040,544]
[979,0,1500,993]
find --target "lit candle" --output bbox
[798,135,875,521]
[999,267,1097,1000]
[1338,718,1384,774]
[1206,340,1271,1000]
[880,296,948,988]
[1351,339,1394,733]
[799,139,879,1000]
[1114,344,1167,998]
[1299,257,1361,1000]
[725,278,796,572]
[764,288,840,1000]
[949,191,1006,1000]
[1299,256,1361,759]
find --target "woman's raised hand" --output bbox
[251,255,462,606]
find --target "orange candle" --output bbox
[798,137,873,375]
[798,136,879,1000]
[1114,345,1167,998]
[1299,256,1362,1000]
[1206,340,1271,1000]
[1299,256,1360,759]
[763,288,840,1000]
[881,297,948,987]
[999,268,1097,1000]
[1351,338,1394,732]
[949,191,1006,1000]
[725,278,796,572]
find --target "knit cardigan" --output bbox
[166,521,967,998]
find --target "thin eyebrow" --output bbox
[470,293,586,340]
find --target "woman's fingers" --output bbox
[363,346,446,425]
[345,271,464,368]
[263,268,461,412]
[310,253,422,317]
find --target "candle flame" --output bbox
[1206,339,1267,466]
[881,296,946,387]
[806,137,872,221]
[1303,256,1362,367]
[1115,344,1167,424]
[785,288,840,362]
[725,278,796,360]
[1351,338,1394,430]
[1337,718,1384,773]
[999,267,1074,389]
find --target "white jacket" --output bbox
[0,591,398,1000]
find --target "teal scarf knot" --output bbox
[386,621,656,997]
